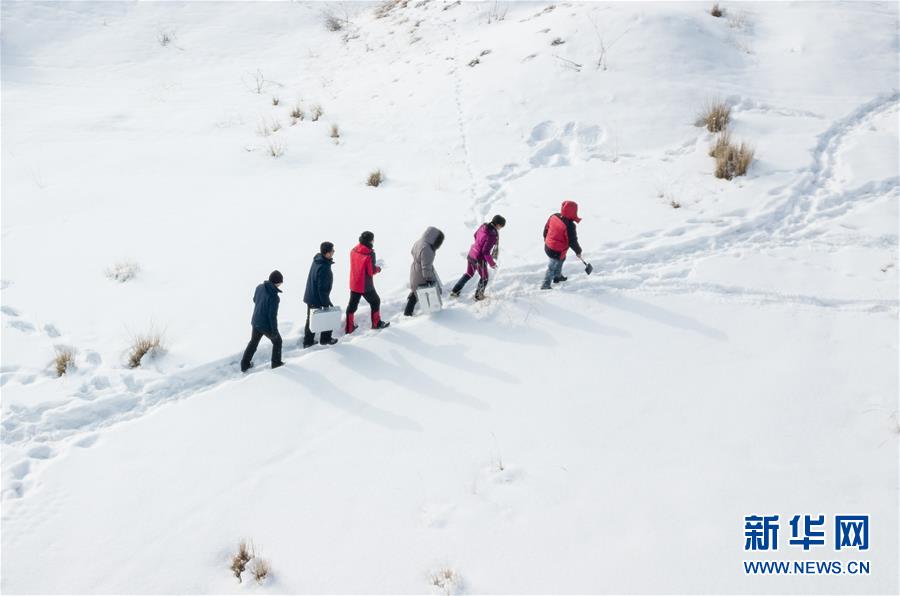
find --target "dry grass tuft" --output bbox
[311,104,324,122]
[430,567,461,595]
[128,333,163,368]
[230,554,246,582]
[238,539,254,562]
[710,132,754,180]
[229,539,254,582]
[698,100,730,132]
[54,347,74,377]
[290,105,305,122]
[267,140,285,158]
[711,2,724,17]
[329,123,340,139]
[323,10,347,32]
[367,169,383,187]
[250,558,270,583]
[105,260,140,282]
[271,96,280,106]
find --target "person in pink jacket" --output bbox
[450,215,506,301]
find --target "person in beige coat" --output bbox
[404,226,444,316]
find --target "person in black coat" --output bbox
[303,242,338,348]
[240,270,285,372]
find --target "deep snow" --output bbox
[1,1,898,593]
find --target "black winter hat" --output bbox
[491,215,507,227]
[359,231,375,246]
[269,270,284,284]
[320,241,334,255]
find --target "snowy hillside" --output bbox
[2,1,898,593]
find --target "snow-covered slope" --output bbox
[1,1,898,593]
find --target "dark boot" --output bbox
[403,292,417,316]
[270,332,284,368]
[474,278,487,301]
[451,274,470,297]
[553,275,567,283]
[372,311,390,329]
[320,331,338,346]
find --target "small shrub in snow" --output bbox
[267,140,286,158]
[290,105,305,122]
[330,123,340,139]
[158,31,173,47]
[127,332,163,369]
[271,96,280,106]
[248,68,266,94]
[367,169,383,187]
[710,2,724,17]
[710,132,754,180]
[323,5,351,33]
[105,260,140,282]
[229,539,254,582]
[270,119,282,133]
[698,100,730,132]
[670,199,682,209]
[250,558,271,583]
[430,567,462,595]
[54,347,75,377]
[230,554,247,582]
[310,104,324,122]
[550,37,566,46]
[238,539,253,562]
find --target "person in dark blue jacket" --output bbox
[240,270,285,372]
[303,242,338,348]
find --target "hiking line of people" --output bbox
[240,201,587,372]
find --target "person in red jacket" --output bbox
[541,200,583,290]
[345,231,390,333]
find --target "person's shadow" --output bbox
[280,366,423,431]
[334,343,491,411]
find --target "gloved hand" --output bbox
[490,263,497,270]
[375,259,385,269]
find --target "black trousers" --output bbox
[346,290,381,315]
[404,291,417,316]
[241,327,282,370]
[304,306,333,346]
